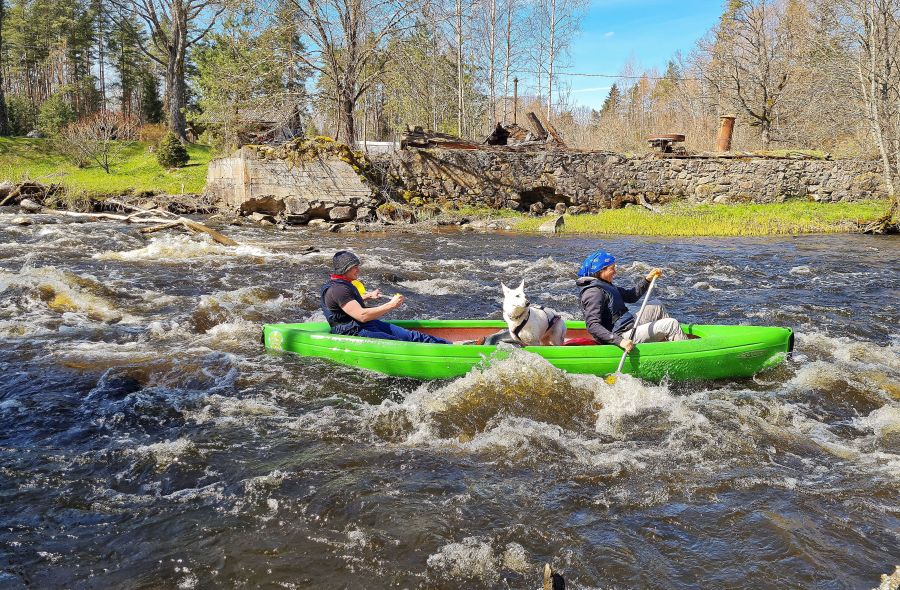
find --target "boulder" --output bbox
[11,216,32,226]
[26,130,45,139]
[0,180,14,200]
[355,206,374,221]
[329,205,356,222]
[529,202,544,215]
[284,196,311,216]
[538,215,565,234]
[19,199,42,213]
[554,202,568,215]
[284,214,310,225]
[249,212,277,225]
[239,195,285,216]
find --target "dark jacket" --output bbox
[576,276,650,345]
[319,278,365,335]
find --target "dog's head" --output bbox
[501,280,529,316]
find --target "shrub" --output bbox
[38,92,76,136]
[138,123,168,146]
[6,95,38,135]
[59,112,138,173]
[156,131,189,168]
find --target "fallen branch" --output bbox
[40,208,239,246]
[140,222,183,235]
[0,187,22,207]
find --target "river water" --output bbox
[0,213,898,589]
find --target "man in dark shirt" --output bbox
[319,251,450,344]
[576,249,688,351]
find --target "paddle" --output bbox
[605,275,658,385]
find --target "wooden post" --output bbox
[716,115,736,152]
[513,77,518,125]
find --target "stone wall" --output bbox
[379,149,887,213]
[206,147,376,223]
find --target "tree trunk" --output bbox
[488,0,497,123]
[547,0,555,122]
[502,0,512,123]
[166,48,188,141]
[0,0,9,136]
[456,0,465,137]
[338,94,356,146]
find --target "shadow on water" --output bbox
[1,218,898,588]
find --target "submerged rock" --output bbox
[11,216,32,226]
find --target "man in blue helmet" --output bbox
[576,249,688,352]
[320,250,451,344]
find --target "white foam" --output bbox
[427,536,498,581]
[93,234,271,262]
[134,437,197,468]
[855,405,900,440]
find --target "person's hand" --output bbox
[619,337,634,353]
[646,268,663,281]
[365,288,382,300]
[389,294,405,309]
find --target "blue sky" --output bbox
[560,0,723,109]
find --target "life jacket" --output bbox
[578,278,635,334]
[319,277,366,335]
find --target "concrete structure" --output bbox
[206,146,376,223]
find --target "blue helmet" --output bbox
[578,249,615,278]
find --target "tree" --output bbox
[0,0,10,135]
[59,111,138,172]
[193,8,304,149]
[839,0,900,223]
[702,0,796,145]
[600,83,621,118]
[115,0,227,141]
[530,0,584,122]
[157,130,189,166]
[285,0,421,145]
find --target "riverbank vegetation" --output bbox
[0,138,211,195]
[515,201,892,237]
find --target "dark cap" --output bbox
[332,250,360,275]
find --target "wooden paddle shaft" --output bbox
[615,276,658,374]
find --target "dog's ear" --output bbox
[517,279,525,292]
[501,282,509,294]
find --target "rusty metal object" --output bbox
[647,134,686,153]
[716,115,736,152]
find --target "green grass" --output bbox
[0,137,212,195]
[515,200,891,236]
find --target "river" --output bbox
[1,213,898,589]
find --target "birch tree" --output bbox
[840,0,900,222]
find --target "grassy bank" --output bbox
[515,200,891,236]
[0,137,212,195]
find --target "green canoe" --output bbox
[261,320,793,381]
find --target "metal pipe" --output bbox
[716,115,736,152]
[513,77,518,125]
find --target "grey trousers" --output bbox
[627,302,689,343]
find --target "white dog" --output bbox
[501,280,567,346]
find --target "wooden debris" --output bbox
[526,112,549,140]
[38,207,239,246]
[140,222,183,235]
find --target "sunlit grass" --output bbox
[515,200,891,236]
[0,137,212,195]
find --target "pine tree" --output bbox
[156,131,189,168]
